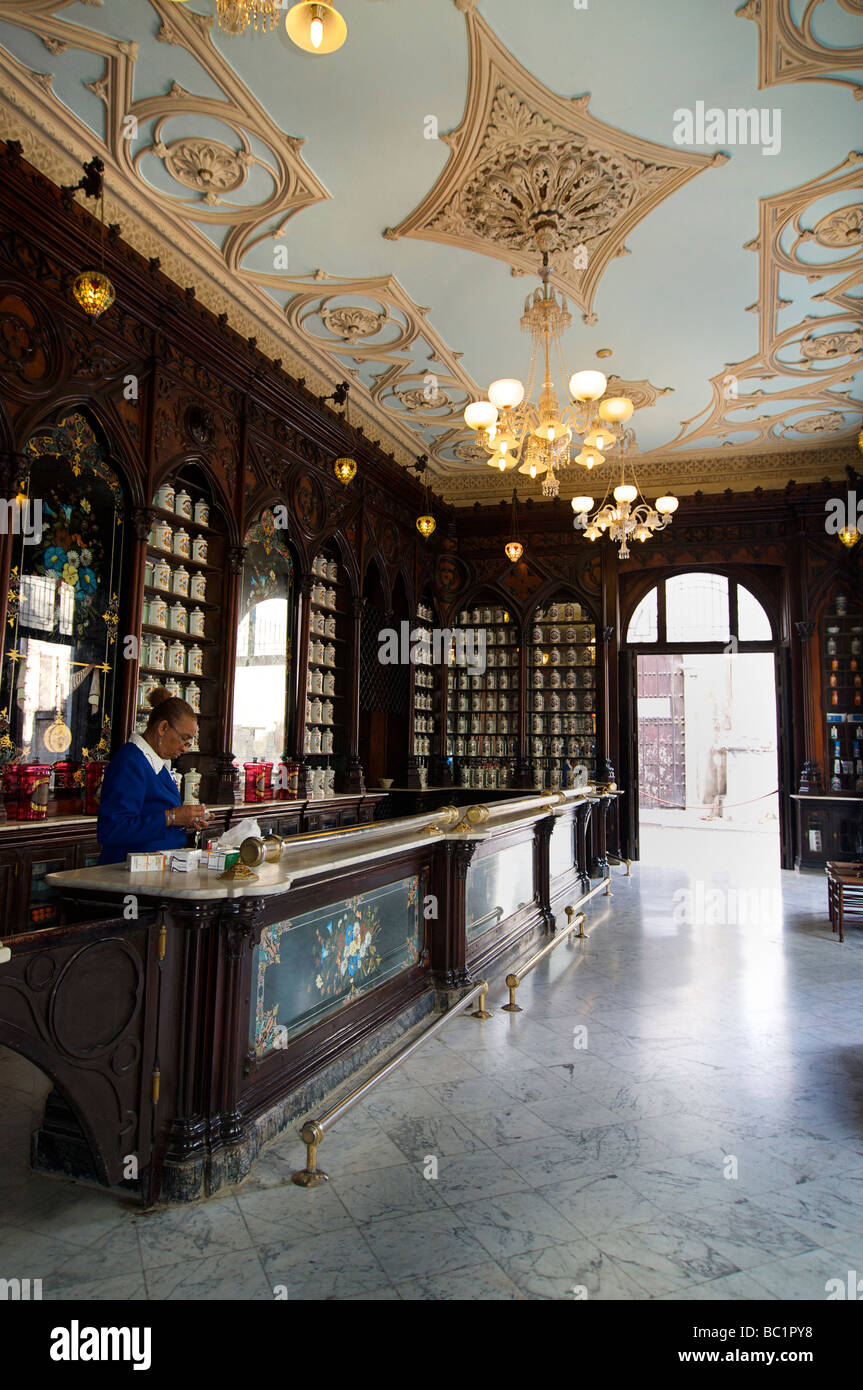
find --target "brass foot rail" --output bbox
[502,912,586,1013]
[291,979,489,1187]
[607,854,633,877]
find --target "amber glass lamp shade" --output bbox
[72,270,115,318]
[838,525,860,549]
[333,456,356,484]
[416,515,436,539]
[286,2,347,52]
[504,539,523,563]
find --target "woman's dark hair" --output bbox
[145,687,196,730]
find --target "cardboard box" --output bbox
[126,852,168,872]
[171,849,202,872]
[203,849,240,871]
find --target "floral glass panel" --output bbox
[0,413,125,771]
[251,875,422,1053]
[232,509,294,767]
[465,841,535,941]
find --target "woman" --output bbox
[97,688,210,865]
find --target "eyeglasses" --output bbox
[168,722,195,750]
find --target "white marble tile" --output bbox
[330,1162,447,1223]
[258,1226,387,1300]
[746,1247,863,1301]
[359,1209,490,1283]
[395,1259,527,1300]
[384,1113,486,1162]
[452,1188,584,1260]
[541,1171,666,1238]
[500,1239,646,1300]
[135,1196,255,1271]
[236,1180,355,1242]
[493,1122,673,1188]
[589,1219,741,1298]
[146,1247,273,1300]
[459,1103,558,1147]
[43,1273,148,1301]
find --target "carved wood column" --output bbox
[344,594,366,794]
[589,792,611,877]
[514,607,532,789]
[574,799,592,893]
[793,514,822,793]
[598,541,617,785]
[429,836,476,991]
[533,813,555,930]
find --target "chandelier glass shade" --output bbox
[333,455,356,484]
[416,515,436,539]
[215,0,281,33]
[72,269,115,318]
[838,524,860,548]
[285,2,347,51]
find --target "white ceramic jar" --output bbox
[170,603,188,633]
[149,635,166,671]
[187,644,203,676]
[189,607,205,637]
[193,499,209,526]
[174,489,192,521]
[184,681,201,713]
[192,535,208,565]
[173,528,190,560]
[183,770,202,804]
[156,520,173,552]
[155,481,175,512]
[190,571,207,602]
[172,566,190,597]
[149,595,168,630]
[167,641,186,674]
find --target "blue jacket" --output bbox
[97,740,185,865]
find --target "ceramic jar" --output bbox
[183,770,202,804]
[189,607,205,637]
[149,635,166,671]
[153,558,172,592]
[192,535,208,565]
[170,603,188,633]
[167,641,186,674]
[155,481,175,512]
[190,572,207,602]
[184,681,201,713]
[174,489,192,521]
[323,670,335,695]
[144,559,154,589]
[187,644,203,676]
[173,528,190,560]
[165,677,183,700]
[155,520,173,552]
[172,566,190,597]
[193,499,209,526]
[149,596,168,631]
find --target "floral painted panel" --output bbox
[465,841,535,942]
[549,815,574,879]
[251,874,422,1055]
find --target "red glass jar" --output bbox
[243,762,266,803]
[277,760,299,800]
[3,765,20,820]
[52,760,82,792]
[84,761,106,815]
[17,763,52,821]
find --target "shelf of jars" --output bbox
[447,603,519,792]
[303,550,346,800]
[528,599,597,792]
[412,603,435,787]
[824,593,863,794]
[135,474,223,802]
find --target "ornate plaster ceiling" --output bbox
[0,0,860,505]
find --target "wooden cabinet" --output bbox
[793,794,863,869]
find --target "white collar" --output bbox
[130,731,168,776]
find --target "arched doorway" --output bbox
[620,572,788,870]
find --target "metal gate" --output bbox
[637,654,685,810]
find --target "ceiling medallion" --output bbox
[162,138,249,196]
[320,306,386,340]
[385,11,723,320]
[399,386,453,412]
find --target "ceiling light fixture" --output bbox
[213,0,281,34]
[285,1,347,52]
[571,439,678,561]
[65,156,115,319]
[504,490,524,563]
[414,455,436,539]
[464,223,635,496]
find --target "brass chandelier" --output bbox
[463,227,638,498]
[571,429,678,560]
[168,0,347,49]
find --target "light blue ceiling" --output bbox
[1,0,860,473]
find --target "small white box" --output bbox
[171,850,201,873]
[127,852,168,872]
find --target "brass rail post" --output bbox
[502,913,586,1013]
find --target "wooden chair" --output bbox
[826,861,863,943]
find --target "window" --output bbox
[626,574,773,647]
[666,574,730,644]
[232,509,295,767]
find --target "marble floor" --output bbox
[2,829,863,1301]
